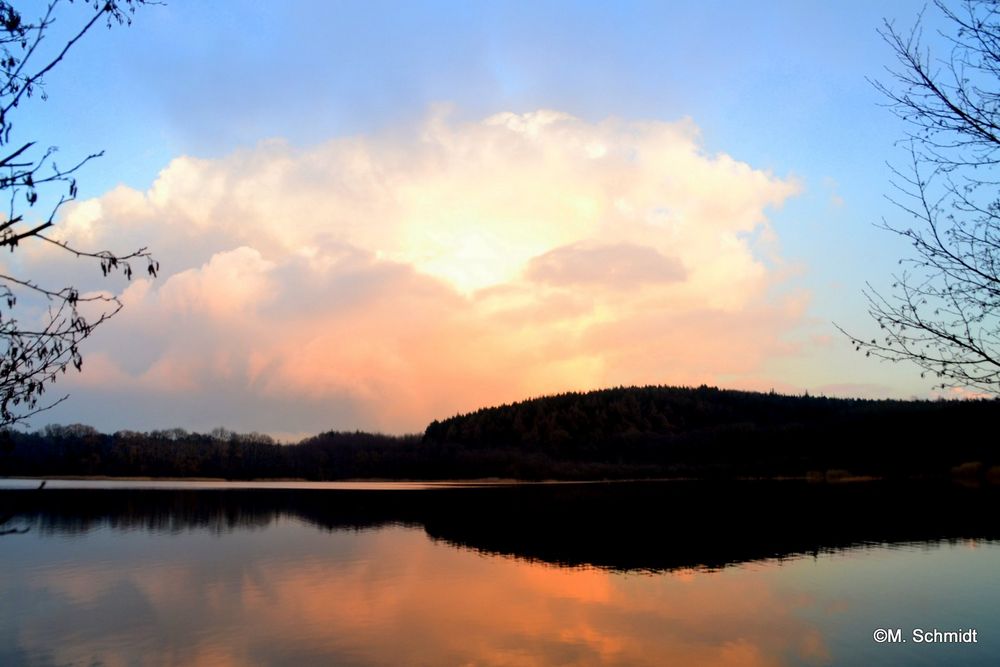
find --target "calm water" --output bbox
[1,480,999,666]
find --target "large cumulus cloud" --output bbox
[29,109,803,434]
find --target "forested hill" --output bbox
[2,386,999,480]
[422,385,1000,478]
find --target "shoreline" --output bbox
[0,473,921,485]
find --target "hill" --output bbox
[421,385,1000,479]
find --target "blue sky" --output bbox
[35,1,920,184]
[11,0,965,434]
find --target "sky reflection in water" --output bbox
[1,488,999,666]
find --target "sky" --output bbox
[3,0,969,437]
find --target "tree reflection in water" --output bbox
[3,480,1000,570]
[1,482,999,666]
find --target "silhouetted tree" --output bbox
[0,1,156,426]
[845,1,1000,394]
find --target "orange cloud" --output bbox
[526,242,686,288]
[30,108,805,433]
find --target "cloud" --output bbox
[526,241,686,288]
[29,108,804,434]
[931,386,994,401]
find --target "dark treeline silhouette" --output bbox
[2,386,1000,480]
[2,481,999,572]
[0,425,423,480]
[424,385,1000,479]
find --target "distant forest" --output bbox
[2,386,999,481]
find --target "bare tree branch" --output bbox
[845,1,1000,395]
[0,0,154,427]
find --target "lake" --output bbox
[1,480,998,665]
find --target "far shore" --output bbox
[0,473,932,485]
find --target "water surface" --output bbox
[1,481,998,665]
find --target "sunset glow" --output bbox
[2,3,997,666]
[15,110,806,433]
[8,0,956,435]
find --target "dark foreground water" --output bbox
[1,480,999,666]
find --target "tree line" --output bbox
[1,385,999,481]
